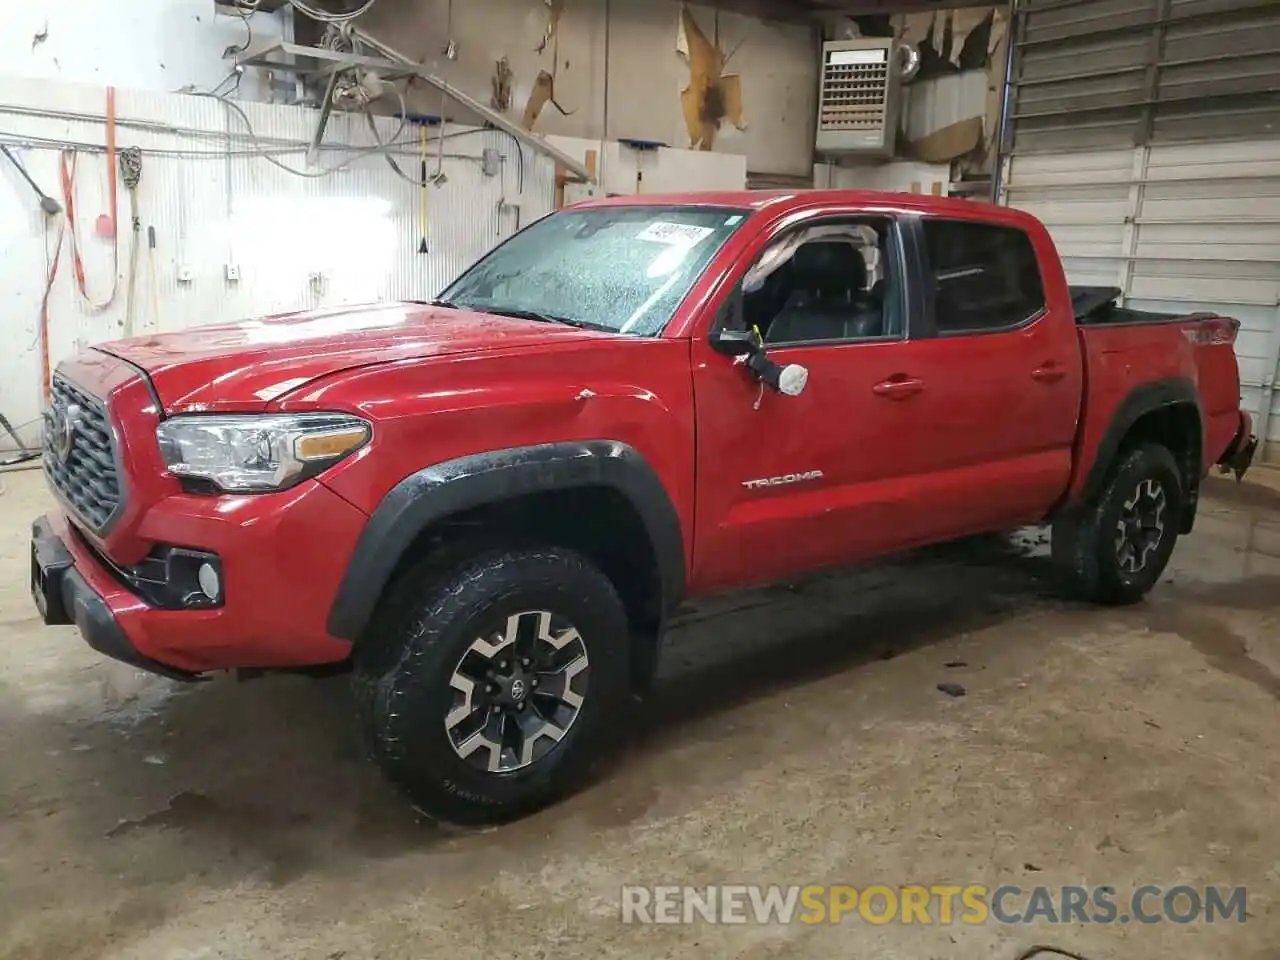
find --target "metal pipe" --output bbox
[0,144,61,214]
[306,68,341,165]
[600,0,611,192]
[0,133,489,165]
[990,0,1018,203]
[348,27,593,182]
[0,103,351,151]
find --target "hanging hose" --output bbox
[38,214,66,402]
[60,150,120,311]
[288,0,378,25]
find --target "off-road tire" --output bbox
[353,546,629,825]
[1052,442,1182,605]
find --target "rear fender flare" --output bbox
[326,440,686,641]
[1079,377,1203,528]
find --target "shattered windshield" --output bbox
[438,205,749,337]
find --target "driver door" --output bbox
[689,216,935,593]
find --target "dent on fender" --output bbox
[571,383,668,410]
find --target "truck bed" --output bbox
[1070,285,1206,326]
[1068,290,1248,503]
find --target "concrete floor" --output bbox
[1,468,1278,960]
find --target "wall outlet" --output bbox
[225,263,240,282]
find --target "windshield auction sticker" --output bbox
[636,222,716,246]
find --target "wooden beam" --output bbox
[556,149,597,208]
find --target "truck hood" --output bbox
[95,302,607,412]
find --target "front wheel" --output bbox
[354,547,629,825]
[1052,443,1183,605]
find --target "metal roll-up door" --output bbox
[1000,0,1280,461]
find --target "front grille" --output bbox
[43,375,124,534]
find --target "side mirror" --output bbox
[746,350,810,398]
[709,328,760,358]
[709,326,809,398]
[777,363,809,397]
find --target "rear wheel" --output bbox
[1052,443,1183,605]
[353,546,629,825]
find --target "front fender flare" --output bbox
[326,440,686,641]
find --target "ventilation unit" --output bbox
[815,39,903,158]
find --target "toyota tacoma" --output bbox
[31,191,1257,824]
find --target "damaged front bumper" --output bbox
[31,515,202,681]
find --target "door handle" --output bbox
[872,376,925,399]
[1031,362,1066,383]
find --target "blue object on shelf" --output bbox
[619,138,666,151]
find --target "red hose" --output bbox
[39,218,66,401]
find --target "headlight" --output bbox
[156,413,371,493]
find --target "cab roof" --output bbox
[570,189,1036,229]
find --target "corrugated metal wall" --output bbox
[1000,0,1280,460]
[0,74,555,447]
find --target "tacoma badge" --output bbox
[741,470,824,490]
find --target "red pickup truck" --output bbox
[31,191,1256,824]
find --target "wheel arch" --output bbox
[1079,377,1204,533]
[328,441,686,687]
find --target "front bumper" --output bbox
[32,516,202,681]
[30,479,367,677]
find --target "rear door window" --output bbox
[921,219,1045,334]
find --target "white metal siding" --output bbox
[0,74,555,446]
[1004,148,1134,288]
[1006,139,1280,459]
[1002,0,1280,461]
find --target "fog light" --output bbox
[197,562,221,602]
